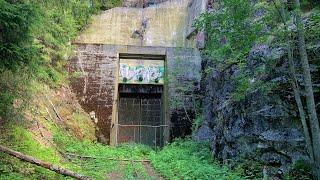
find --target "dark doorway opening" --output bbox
[117,84,166,148]
[170,110,194,140]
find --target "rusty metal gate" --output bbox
[116,88,167,148]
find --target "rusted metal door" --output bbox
[117,93,165,147]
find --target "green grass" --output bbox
[0,124,152,179]
[1,124,244,179]
[149,139,243,180]
[55,134,244,179]
[0,125,64,179]
[53,131,153,179]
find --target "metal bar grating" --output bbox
[117,93,166,148]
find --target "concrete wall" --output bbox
[69,44,118,143]
[69,0,206,144]
[167,47,201,138]
[185,0,208,48]
[122,0,169,7]
[76,0,191,47]
[68,44,201,143]
[167,48,201,111]
[186,0,208,36]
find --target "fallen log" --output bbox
[0,145,89,180]
[64,152,151,163]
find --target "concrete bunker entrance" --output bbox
[70,44,201,145]
[113,54,168,148]
[117,85,167,147]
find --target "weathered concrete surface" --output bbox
[68,44,118,143]
[167,47,201,138]
[186,0,207,36]
[68,44,201,143]
[167,48,201,111]
[69,0,206,144]
[185,0,208,49]
[76,0,191,47]
[122,0,169,7]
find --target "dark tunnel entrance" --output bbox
[116,84,168,148]
[111,53,195,147]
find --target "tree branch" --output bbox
[0,145,89,180]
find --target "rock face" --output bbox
[193,44,309,178]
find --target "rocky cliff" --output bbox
[193,10,320,178]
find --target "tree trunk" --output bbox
[275,0,315,163]
[0,145,89,180]
[286,25,315,164]
[294,0,320,179]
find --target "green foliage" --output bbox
[194,0,278,102]
[0,122,151,179]
[192,115,203,132]
[284,160,313,180]
[122,161,149,180]
[1,123,245,179]
[194,0,271,66]
[6,126,60,164]
[0,69,31,119]
[193,1,319,179]
[0,0,39,70]
[235,158,264,179]
[232,72,276,102]
[0,0,122,122]
[305,8,320,47]
[149,139,243,180]
[0,124,62,179]
[99,0,122,10]
[28,0,104,81]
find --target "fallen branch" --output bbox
[0,145,89,180]
[45,95,63,122]
[64,152,150,163]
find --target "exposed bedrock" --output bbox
[193,43,318,177]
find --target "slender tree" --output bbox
[294,0,320,179]
[272,0,315,165]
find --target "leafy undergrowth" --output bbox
[56,137,245,180]
[0,125,63,179]
[54,132,153,179]
[0,125,153,179]
[1,128,245,180]
[284,160,314,180]
[0,81,96,179]
[150,140,243,180]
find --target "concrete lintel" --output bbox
[120,45,166,55]
[73,43,167,55]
